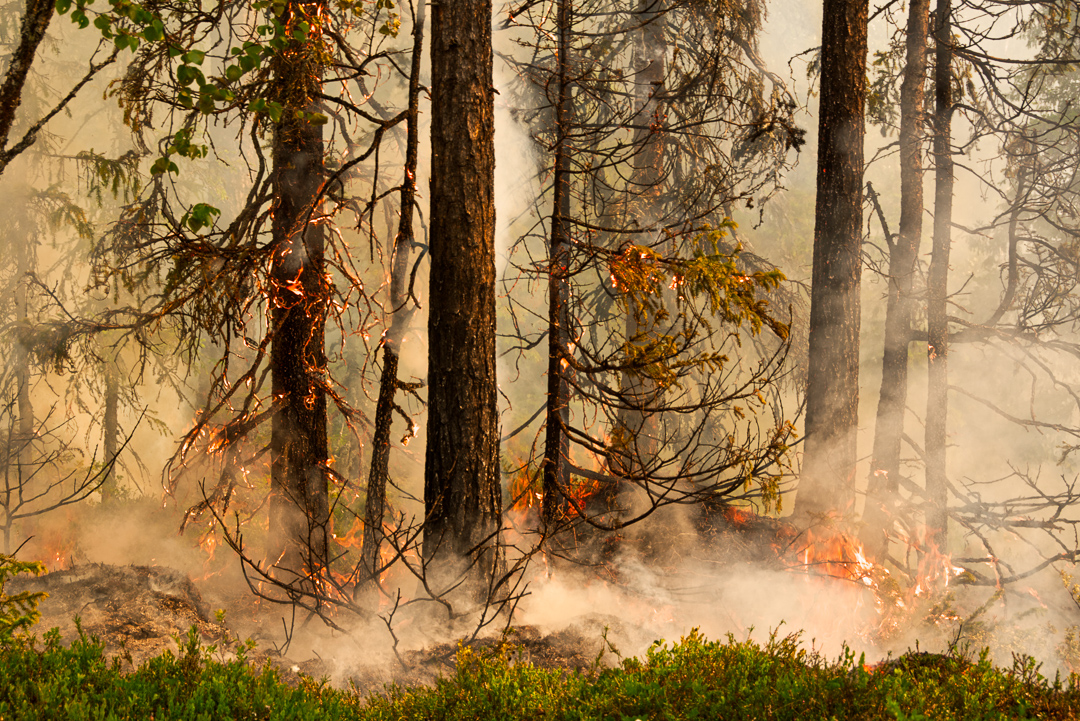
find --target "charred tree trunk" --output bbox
[862,0,930,560]
[361,0,426,604]
[797,0,868,522]
[542,0,572,528]
[424,0,503,600]
[268,1,330,582]
[926,0,954,550]
[0,0,53,163]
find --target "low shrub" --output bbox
[1,624,1078,720]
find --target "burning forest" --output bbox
[4,0,1080,709]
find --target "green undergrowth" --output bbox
[1,626,1079,720]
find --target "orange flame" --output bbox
[509,464,600,519]
[800,528,875,585]
[332,516,364,550]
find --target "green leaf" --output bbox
[150,156,178,175]
[307,112,329,125]
[55,0,72,15]
[171,128,191,154]
[225,65,243,82]
[180,49,205,65]
[177,65,196,86]
[183,203,221,233]
[378,16,400,37]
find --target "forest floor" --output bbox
[7,506,1080,719]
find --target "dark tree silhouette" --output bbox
[797,0,869,522]
[424,0,504,600]
[266,0,332,581]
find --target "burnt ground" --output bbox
[7,564,232,670]
[4,504,802,690]
[7,561,631,692]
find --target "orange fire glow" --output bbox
[800,528,876,586]
[791,521,976,644]
[509,464,600,519]
[331,516,364,550]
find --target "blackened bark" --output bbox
[268,2,330,580]
[0,0,53,156]
[542,0,572,528]
[362,0,426,603]
[797,0,868,520]
[424,0,503,597]
[926,0,954,550]
[862,0,930,560]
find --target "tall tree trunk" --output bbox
[268,1,330,583]
[610,1,666,498]
[424,0,503,601]
[101,358,120,502]
[862,0,930,560]
[797,0,868,521]
[926,0,954,551]
[15,262,32,445]
[0,0,53,157]
[13,212,33,481]
[361,0,426,604]
[542,0,572,528]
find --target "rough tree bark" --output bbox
[268,0,331,581]
[542,0,572,528]
[424,0,503,599]
[796,0,868,521]
[862,0,930,560]
[926,0,954,550]
[361,0,426,602]
[0,0,53,157]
